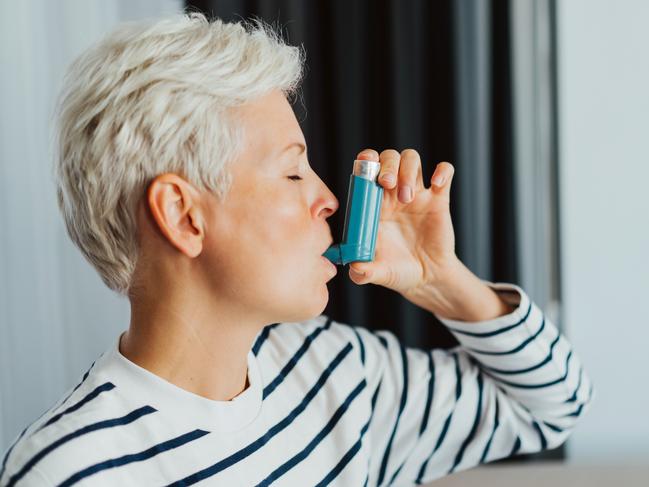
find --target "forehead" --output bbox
[237,90,303,144]
[230,90,306,173]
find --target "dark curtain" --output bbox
[186,0,562,462]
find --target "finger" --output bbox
[430,161,455,201]
[378,148,400,190]
[397,149,421,204]
[357,148,379,161]
[349,261,391,288]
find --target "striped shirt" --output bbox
[0,280,594,486]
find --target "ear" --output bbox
[146,173,205,258]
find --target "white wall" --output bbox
[557,0,649,463]
[0,0,182,453]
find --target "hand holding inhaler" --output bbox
[323,149,458,299]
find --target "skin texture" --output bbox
[119,88,512,403]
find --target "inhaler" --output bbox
[323,159,384,265]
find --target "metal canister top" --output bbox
[352,159,381,182]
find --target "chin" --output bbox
[288,293,329,324]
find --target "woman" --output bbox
[0,12,593,486]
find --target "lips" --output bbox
[321,254,338,276]
[321,238,334,256]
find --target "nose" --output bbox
[317,185,339,219]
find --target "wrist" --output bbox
[403,259,515,322]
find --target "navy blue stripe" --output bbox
[263,317,332,399]
[251,323,280,356]
[0,360,97,481]
[371,379,382,412]
[0,416,45,483]
[416,411,453,483]
[453,352,462,399]
[351,326,366,366]
[360,379,383,487]
[564,383,593,418]
[6,406,156,487]
[37,382,115,432]
[449,371,485,473]
[377,334,388,349]
[419,352,435,436]
[415,352,462,483]
[251,326,271,356]
[435,416,457,459]
[543,421,564,433]
[479,395,500,464]
[388,461,406,486]
[377,340,409,486]
[509,436,521,457]
[467,316,546,356]
[446,301,532,337]
[436,354,463,458]
[256,379,367,486]
[81,361,95,381]
[532,420,548,450]
[566,403,584,418]
[388,352,437,486]
[56,360,98,407]
[564,366,583,403]
[164,342,354,487]
[1,427,29,483]
[481,349,573,389]
[315,400,374,487]
[58,429,209,487]
[482,331,561,375]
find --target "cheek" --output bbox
[235,190,310,264]
[207,183,320,289]
[203,191,328,320]
[260,201,311,260]
[258,207,325,295]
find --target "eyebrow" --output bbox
[280,142,307,156]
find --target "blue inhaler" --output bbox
[323,159,383,265]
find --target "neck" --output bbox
[120,282,263,402]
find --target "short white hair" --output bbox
[54,12,305,296]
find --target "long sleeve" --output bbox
[348,280,594,486]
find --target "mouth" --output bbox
[320,238,334,256]
[321,254,338,276]
[320,238,337,276]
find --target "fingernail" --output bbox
[350,267,366,276]
[399,185,413,203]
[432,174,446,188]
[381,174,395,185]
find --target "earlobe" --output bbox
[146,173,204,258]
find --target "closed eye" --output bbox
[287,175,303,181]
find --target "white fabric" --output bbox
[0,281,594,486]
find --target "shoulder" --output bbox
[0,360,140,486]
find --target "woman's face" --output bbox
[201,89,339,324]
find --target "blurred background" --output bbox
[1,0,647,483]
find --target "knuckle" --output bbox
[379,148,400,161]
[400,148,419,159]
[400,161,419,181]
